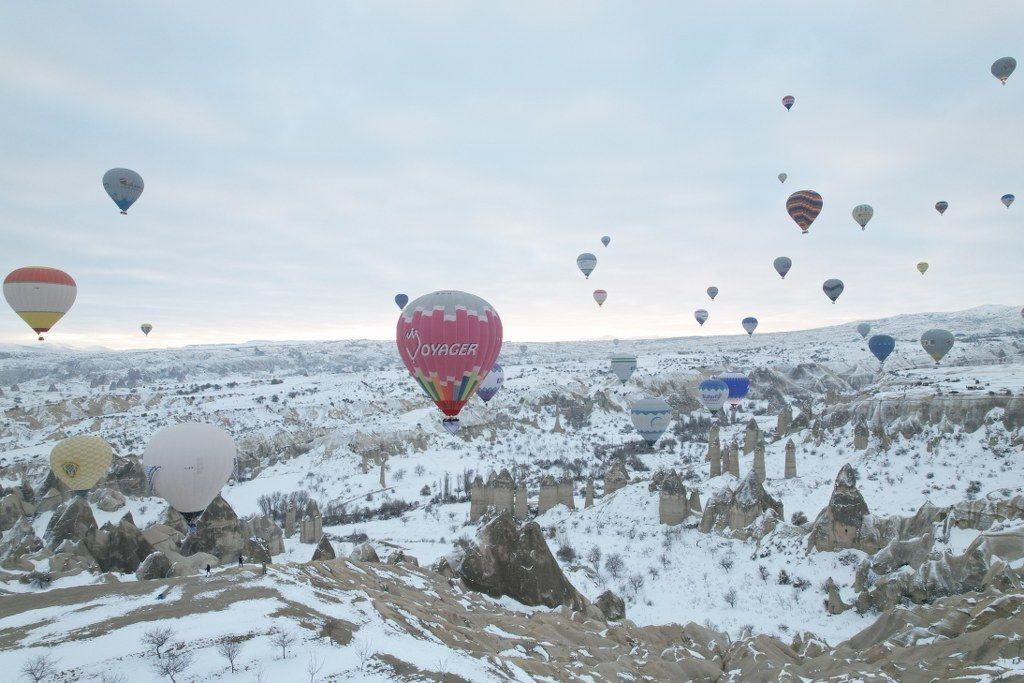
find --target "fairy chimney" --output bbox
[744,418,760,455]
[784,440,797,479]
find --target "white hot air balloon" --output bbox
[610,353,637,384]
[143,423,236,529]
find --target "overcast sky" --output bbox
[1,2,1021,349]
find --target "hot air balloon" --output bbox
[577,253,597,279]
[695,309,709,326]
[143,423,236,529]
[742,317,758,335]
[935,201,948,215]
[852,204,873,230]
[102,168,144,214]
[707,286,719,301]
[857,322,871,339]
[141,323,153,336]
[601,236,611,247]
[476,363,504,403]
[50,436,113,494]
[718,372,750,407]
[1002,194,1015,208]
[992,57,1016,84]
[698,379,729,414]
[786,190,823,234]
[396,291,502,433]
[519,344,527,354]
[782,95,795,111]
[773,256,792,279]
[4,267,77,341]
[917,262,929,275]
[823,278,844,304]
[631,397,671,446]
[920,329,954,364]
[395,293,409,309]
[593,289,608,307]
[611,353,637,384]
[868,334,895,365]
[778,173,787,184]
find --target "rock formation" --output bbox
[595,590,625,620]
[312,535,336,561]
[243,515,285,556]
[299,500,323,544]
[458,512,588,611]
[784,440,797,479]
[557,475,575,510]
[88,488,126,512]
[141,524,185,554]
[514,481,528,520]
[95,513,154,573]
[349,542,379,563]
[854,419,869,451]
[0,488,34,532]
[743,418,760,455]
[0,519,41,570]
[584,477,594,508]
[603,462,629,496]
[699,471,784,539]
[824,577,852,614]
[469,475,486,522]
[726,440,740,478]
[285,504,296,538]
[776,405,792,437]
[658,470,689,525]
[537,475,558,514]
[386,550,418,567]
[709,437,722,477]
[180,494,247,564]
[753,440,766,482]
[471,470,517,521]
[807,465,883,554]
[136,551,172,580]
[688,490,702,513]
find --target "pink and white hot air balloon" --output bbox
[396,291,503,433]
[593,289,608,307]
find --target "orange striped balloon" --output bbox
[3,267,77,341]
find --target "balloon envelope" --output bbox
[917,262,929,274]
[593,289,607,306]
[921,329,954,363]
[611,353,637,384]
[601,236,610,247]
[102,168,144,214]
[823,278,844,304]
[698,379,729,413]
[742,317,758,335]
[577,253,597,278]
[707,286,719,300]
[143,423,235,515]
[857,322,871,339]
[4,267,77,340]
[695,309,709,326]
[786,191,823,233]
[778,173,787,183]
[718,372,750,406]
[50,436,112,491]
[1002,194,1015,208]
[395,293,409,309]
[992,57,1017,83]
[782,95,795,110]
[631,398,671,446]
[519,344,527,354]
[868,334,895,364]
[396,291,503,426]
[476,363,504,403]
[935,201,948,215]
[852,204,873,229]
[141,323,153,336]
[773,256,792,279]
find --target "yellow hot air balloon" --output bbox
[917,262,929,275]
[50,436,113,492]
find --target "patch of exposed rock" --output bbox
[136,551,172,580]
[595,590,625,620]
[312,535,336,561]
[179,494,247,564]
[807,464,885,554]
[457,511,589,611]
[699,471,783,539]
[349,542,379,563]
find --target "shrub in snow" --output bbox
[605,553,624,577]
[791,511,808,525]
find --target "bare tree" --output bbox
[270,629,297,659]
[142,626,175,659]
[355,638,374,673]
[20,653,59,682]
[152,649,193,683]
[306,652,325,682]
[98,673,127,683]
[216,639,243,673]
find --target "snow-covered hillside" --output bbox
[2,305,1023,680]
